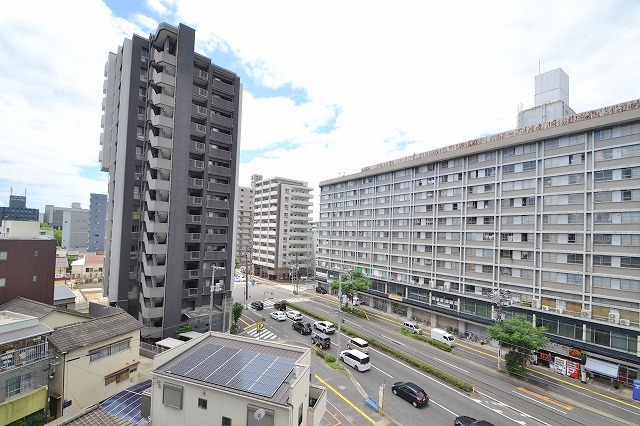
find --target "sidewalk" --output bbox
[351,303,637,404]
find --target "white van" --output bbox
[347,337,369,353]
[430,328,456,347]
[339,349,371,372]
[352,296,362,306]
[403,321,423,334]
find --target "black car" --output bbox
[391,381,428,408]
[250,301,264,310]
[315,286,327,294]
[273,301,287,311]
[292,321,312,335]
[454,417,495,426]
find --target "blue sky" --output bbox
[1,0,639,218]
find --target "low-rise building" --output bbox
[70,254,104,283]
[150,332,327,426]
[47,309,143,418]
[0,311,52,425]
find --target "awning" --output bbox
[156,337,185,349]
[584,356,619,378]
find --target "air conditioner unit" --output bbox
[555,308,564,314]
[581,309,591,319]
[542,306,550,312]
[608,312,620,324]
[531,299,540,309]
[619,319,630,326]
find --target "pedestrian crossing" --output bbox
[260,297,308,308]
[245,328,278,340]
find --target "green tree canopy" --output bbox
[487,316,549,378]
[40,222,62,246]
[330,270,371,306]
[232,302,244,325]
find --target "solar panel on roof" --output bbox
[101,380,151,423]
[166,346,295,397]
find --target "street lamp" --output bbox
[335,266,350,352]
[209,266,225,332]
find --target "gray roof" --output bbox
[0,297,90,320]
[0,323,54,345]
[0,297,57,319]
[54,285,77,301]
[49,311,142,353]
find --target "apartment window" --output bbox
[593,255,612,266]
[141,48,149,63]
[198,398,208,409]
[567,254,583,264]
[522,161,536,171]
[90,339,130,362]
[163,384,183,409]
[503,164,515,174]
[620,257,640,269]
[594,213,611,223]
[0,278,5,287]
[136,127,145,142]
[32,275,37,282]
[140,68,148,81]
[0,251,6,260]
[34,250,38,257]
[593,234,612,245]
[594,170,613,182]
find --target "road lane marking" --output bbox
[512,389,567,414]
[517,387,573,410]
[379,335,405,346]
[433,357,469,374]
[371,365,393,379]
[315,374,377,425]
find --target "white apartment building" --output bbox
[149,332,327,426]
[235,185,255,262]
[252,176,314,283]
[318,94,640,384]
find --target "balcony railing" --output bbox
[0,342,48,371]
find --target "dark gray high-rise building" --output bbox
[88,193,107,252]
[0,195,38,222]
[100,23,241,340]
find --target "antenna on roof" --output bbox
[538,60,541,75]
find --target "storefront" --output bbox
[535,342,583,380]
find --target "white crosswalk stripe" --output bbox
[261,297,308,308]
[245,329,278,340]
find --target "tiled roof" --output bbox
[0,297,57,319]
[46,405,134,426]
[49,311,142,353]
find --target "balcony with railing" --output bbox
[193,68,209,81]
[0,342,49,372]
[152,49,176,66]
[191,122,207,136]
[193,86,208,100]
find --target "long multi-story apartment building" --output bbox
[252,176,314,282]
[100,23,241,340]
[88,193,107,252]
[235,185,255,263]
[318,92,640,383]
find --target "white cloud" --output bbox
[1,0,639,220]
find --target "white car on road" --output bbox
[286,310,302,321]
[270,311,287,321]
[313,321,336,334]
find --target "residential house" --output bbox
[0,311,52,425]
[70,254,104,283]
[47,310,143,418]
[150,332,327,426]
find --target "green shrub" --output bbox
[325,354,336,363]
[316,349,326,358]
[229,323,239,334]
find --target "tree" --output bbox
[232,302,243,325]
[330,270,371,307]
[487,316,549,378]
[40,222,62,246]
[176,323,196,338]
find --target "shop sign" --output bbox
[388,294,403,301]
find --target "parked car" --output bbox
[286,310,302,321]
[391,381,429,408]
[311,331,331,349]
[313,321,336,334]
[269,311,287,321]
[315,286,327,294]
[454,417,495,426]
[339,349,371,372]
[273,301,287,311]
[292,322,312,335]
[250,301,264,310]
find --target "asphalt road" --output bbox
[234,278,640,426]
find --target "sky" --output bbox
[1,0,639,220]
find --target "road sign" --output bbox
[256,322,265,333]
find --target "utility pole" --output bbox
[242,243,253,309]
